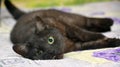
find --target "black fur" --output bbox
[4,0,25,20]
[0,0,1,8]
[0,0,2,26]
[4,0,120,60]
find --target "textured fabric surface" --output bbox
[0,1,120,67]
[93,48,120,62]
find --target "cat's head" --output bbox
[13,16,65,60]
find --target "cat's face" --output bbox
[13,27,65,60]
[13,17,65,60]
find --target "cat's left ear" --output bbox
[34,16,49,34]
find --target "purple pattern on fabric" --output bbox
[60,8,72,12]
[50,8,71,12]
[90,11,105,16]
[93,48,120,62]
[111,17,120,24]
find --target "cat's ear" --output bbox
[13,43,28,56]
[34,16,49,34]
[35,16,45,31]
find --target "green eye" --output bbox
[48,36,54,44]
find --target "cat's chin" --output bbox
[54,54,63,59]
[31,54,63,60]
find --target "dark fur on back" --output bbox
[4,0,120,60]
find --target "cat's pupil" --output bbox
[49,39,53,42]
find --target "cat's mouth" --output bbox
[36,50,44,56]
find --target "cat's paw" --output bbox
[105,38,120,47]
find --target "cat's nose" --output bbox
[38,50,43,54]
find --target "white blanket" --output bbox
[0,1,120,67]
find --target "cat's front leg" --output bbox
[66,27,105,42]
[75,38,120,50]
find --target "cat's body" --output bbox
[4,0,120,60]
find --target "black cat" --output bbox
[4,0,120,60]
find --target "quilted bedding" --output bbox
[0,1,120,67]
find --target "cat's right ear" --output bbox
[13,43,28,56]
